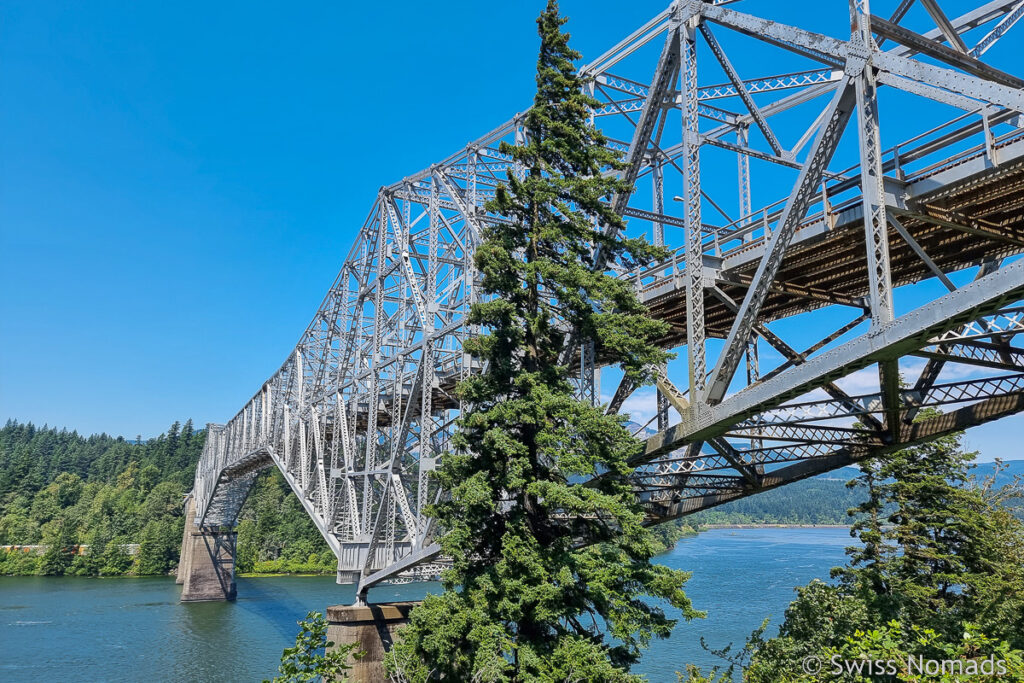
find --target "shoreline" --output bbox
[700,528,851,532]
[3,527,850,578]
[238,571,333,578]
[0,569,337,579]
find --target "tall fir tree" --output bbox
[836,410,988,630]
[39,517,77,576]
[389,3,699,681]
[832,453,890,611]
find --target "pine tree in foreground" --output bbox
[388,2,700,681]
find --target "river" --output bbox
[0,527,851,682]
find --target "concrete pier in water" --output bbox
[327,601,419,682]
[177,496,238,602]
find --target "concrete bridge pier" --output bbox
[326,602,418,682]
[175,496,196,586]
[178,496,238,602]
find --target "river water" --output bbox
[0,527,850,682]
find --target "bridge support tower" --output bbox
[326,601,419,682]
[177,495,239,602]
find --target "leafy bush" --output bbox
[265,611,360,682]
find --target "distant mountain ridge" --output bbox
[687,460,1024,526]
[816,461,1024,483]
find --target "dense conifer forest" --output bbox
[0,419,333,576]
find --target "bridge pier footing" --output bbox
[326,601,418,682]
[178,497,238,602]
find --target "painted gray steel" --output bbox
[188,1,1024,599]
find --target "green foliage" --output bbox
[678,619,772,683]
[0,418,337,578]
[648,521,699,555]
[265,611,360,683]
[818,621,1024,682]
[0,546,42,574]
[388,3,698,680]
[830,415,1023,643]
[688,474,865,525]
[742,581,871,682]
[690,620,1024,682]
[964,494,1024,645]
[100,538,135,575]
[38,516,78,575]
[234,469,337,575]
[135,519,181,576]
[711,414,1024,681]
[678,665,733,683]
[0,420,199,576]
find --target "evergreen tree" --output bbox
[135,518,180,575]
[100,539,134,575]
[732,414,1024,681]
[389,3,698,680]
[73,525,112,576]
[180,419,195,470]
[836,411,988,632]
[832,456,891,615]
[39,517,77,576]
[966,485,1024,647]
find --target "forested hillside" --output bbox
[689,472,865,525]
[0,420,333,576]
[688,462,1021,525]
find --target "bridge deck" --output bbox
[355,133,1024,425]
[645,133,1024,346]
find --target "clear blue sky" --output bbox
[1,1,1021,460]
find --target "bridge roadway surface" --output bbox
[179,0,1024,602]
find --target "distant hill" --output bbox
[689,473,860,525]
[814,461,1022,483]
[3,417,1019,574]
[687,460,1024,526]
[0,420,337,577]
[973,459,1024,487]
[625,420,1023,524]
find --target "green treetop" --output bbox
[724,414,1024,683]
[388,2,699,681]
[834,413,1017,637]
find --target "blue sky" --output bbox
[1,1,1021,460]
[0,0,671,439]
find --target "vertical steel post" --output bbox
[418,177,440,530]
[363,202,387,535]
[737,124,752,227]
[852,0,899,437]
[653,161,666,249]
[653,157,670,431]
[852,1,894,327]
[680,14,706,403]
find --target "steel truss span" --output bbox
[188,0,1024,599]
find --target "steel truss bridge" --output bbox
[188,0,1024,601]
